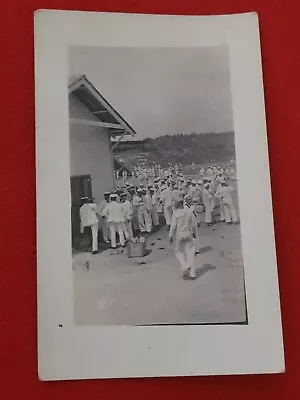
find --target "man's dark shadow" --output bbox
[198,245,212,254]
[195,263,216,279]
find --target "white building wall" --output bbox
[69,93,115,202]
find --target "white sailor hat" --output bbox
[120,192,126,197]
[110,193,118,199]
[81,196,89,200]
[137,188,143,193]
[197,180,203,185]
[192,180,197,185]
[104,191,111,196]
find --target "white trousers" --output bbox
[194,228,200,253]
[151,206,159,226]
[204,202,212,223]
[124,220,133,240]
[224,201,238,223]
[164,204,173,226]
[99,217,109,241]
[174,233,196,278]
[138,208,152,233]
[91,223,99,252]
[219,199,225,221]
[108,221,127,248]
[157,202,163,213]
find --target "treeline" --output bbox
[115,132,236,168]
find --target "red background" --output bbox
[0,0,299,398]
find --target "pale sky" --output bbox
[69,46,233,139]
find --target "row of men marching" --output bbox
[115,164,236,182]
[79,170,238,256]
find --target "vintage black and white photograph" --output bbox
[35,11,285,380]
[69,46,247,326]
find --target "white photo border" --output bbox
[34,10,284,380]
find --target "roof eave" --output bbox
[68,75,136,137]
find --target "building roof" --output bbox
[68,75,137,137]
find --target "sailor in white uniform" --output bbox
[215,182,238,223]
[202,183,214,225]
[133,189,152,233]
[215,175,225,222]
[161,182,173,227]
[98,191,111,243]
[103,194,128,249]
[120,192,133,241]
[169,199,197,280]
[79,197,99,254]
[149,187,160,228]
[184,194,200,254]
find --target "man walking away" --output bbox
[172,184,184,206]
[150,187,160,228]
[184,194,200,254]
[215,176,225,222]
[134,189,152,234]
[103,194,128,251]
[202,183,214,226]
[120,192,133,241]
[215,182,238,223]
[161,182,173,228]
[79,197,99,255]
[98,191,111,243]
[169,200,197,280]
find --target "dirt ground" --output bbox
[73,218,247,326]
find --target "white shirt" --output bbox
[98,199,109,216]
[144,193,152,211]
[133,195,147,211]
[215,186,234,204]
[172,189,183,202]
[202,188,213,203]
[103,201,126,223]
[161,188,173,206]
[80,203,98,230]
[152,193,158,206]
[132,194,141,208]
[169,208,196,237]
[192,188,201,203]
[122,200,133,220]
[188,186,196,197]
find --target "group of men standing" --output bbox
[79,164,238,260]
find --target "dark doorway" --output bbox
[70,175,92,249]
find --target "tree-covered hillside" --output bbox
[113,132,236,168]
